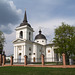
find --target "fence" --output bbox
[13,59,24,65]
[44,57,63,65]
[0,54,75,68]
[68,57,75,65]
[27,58,42,64]
[5,58,10,65]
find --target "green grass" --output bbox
[45,62,63,65]
[0,66,75,75]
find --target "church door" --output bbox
[18,53,21,63]
[33,57,35,62]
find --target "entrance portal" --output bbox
[18,53,21,63]
[33,57,35,62]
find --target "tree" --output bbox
[53,22,75,65]
[0,30,5,54]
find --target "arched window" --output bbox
[29,47,31,51]
[20,31,23,38]
[29,32,31,40]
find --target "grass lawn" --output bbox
[0,66,75,75]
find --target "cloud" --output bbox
[3,0,75,56]
[0,0,22,34]
[24,0,75,23]
[4,17,75,56]
[0,24,12,34]
[4,31,16,55]
[32,18,75,43]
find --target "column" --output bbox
[21,45,24,62]
[41,54,44,66]
[33,44,37,62]
[24,55,27,66]
[25,29,28,40]
[15,46,18,62]
[25,44,27,56]
[62,53,66,67]
[14,46,17,62]
[2,55,5,66]
[24,45,25,55]
[10,56,13,66]
[14,46,16,62]
[52,47,54,62]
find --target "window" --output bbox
[33,57,35,62]
[19,53,21,55]
[18,46,21,50]
[29,32,31,40]
[20,31,23,38]
[42,41,44,42]
[39,50,41,52]
[33,53,35,55]
[29,53,31,55]
[48,50,50,53]
[29,47,31,51]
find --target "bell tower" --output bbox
[15,9,34,41]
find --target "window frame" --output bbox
[20,31,23,39]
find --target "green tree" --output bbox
[0,30,5,54]
[53,22,75,65]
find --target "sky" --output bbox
[0,0,75,56]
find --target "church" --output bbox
[13,10,60,63]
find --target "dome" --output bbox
[35,30,46,40]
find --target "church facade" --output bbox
[13,10,60,63]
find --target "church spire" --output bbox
[23,9,28,22]
[20,9,31,27]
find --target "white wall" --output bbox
[45,46,54,62]
[25,42,33,58]
[13,42,25,62]
[32,43,37,58]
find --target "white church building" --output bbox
[13,10,60,63]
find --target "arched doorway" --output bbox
[33,57,35,62]
[18,53,21,63]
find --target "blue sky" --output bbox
[0,0,75,55]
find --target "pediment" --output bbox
[13,39,25,43]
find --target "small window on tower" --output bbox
[20,31,23,38]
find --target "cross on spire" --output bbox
[39,26,42,34]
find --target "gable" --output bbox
[13,39,25,43]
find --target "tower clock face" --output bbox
[18,46,22,50]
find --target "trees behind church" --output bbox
[53,22,75,65]
[0,30,5,54]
